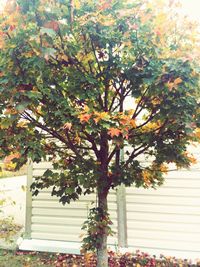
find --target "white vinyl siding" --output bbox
[126,145,200,258]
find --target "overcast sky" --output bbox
[0,0,199,23]
[180,0,200,25]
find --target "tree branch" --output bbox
[21,111,83,158]
[65,131,83,158]
[81,129,100,159]
[108,78,125,112]
[108,146,117,163]
[132,86,150,119]
[124,144,150,168]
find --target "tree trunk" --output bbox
[97,189,109,267]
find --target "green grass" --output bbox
[0,250,56,267]
[0,250,85,267]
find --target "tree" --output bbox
[0,0,200,266]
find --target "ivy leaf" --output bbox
[0,118,13,129]
[16,102,29,113]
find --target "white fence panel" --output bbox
[29,161,118,246]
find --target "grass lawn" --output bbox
[0,250,56,267]
[0,250,86,267]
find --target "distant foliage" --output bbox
[3,153,20,171]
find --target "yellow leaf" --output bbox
[32,48,41,56]
[83,105,90,113]
[194,128,200,139]
[127,109,134,116]
[61,54,69,61]
[24,51,35,58]
[94,112,109,123]
[184,152,197,164]
[74,0,81,9]
[17,120,29,128]
[82,52,94,64]
[98,14,115,26]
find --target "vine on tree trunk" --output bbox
[81,207,114,253]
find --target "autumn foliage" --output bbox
[0,0,200,266]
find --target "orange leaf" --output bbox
[119,114,136,128]
[120,115,129,125]
[160,164,168,173]
[130,119,136,128]
[142,170,151,186]
[167,77,182,91]
[79,114,91,123]
[4,108,18,115]
[108,128,121,138]
[166,82,174,91]
[174,77,182,85]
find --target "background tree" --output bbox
[0,0,200,266]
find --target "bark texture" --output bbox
[97,190,108,267]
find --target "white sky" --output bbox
[0,0,199,24]
[179,0,200,25]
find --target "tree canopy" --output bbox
[0,0,200,265]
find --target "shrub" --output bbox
[3,153,20,171]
